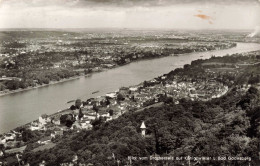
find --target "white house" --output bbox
[39,114,50,126]
[0,137,6,144]
[5,133,15,141]
[38,137,51,145]
[39,160,46,166]
[81,122,92,129]
[52,118,60,125]
[30,125,40,131]
[0,150,4,157]
[97,112,110,118]
[106,92,117,98]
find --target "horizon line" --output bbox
[0,27,253,32]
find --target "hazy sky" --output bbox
[0,0,260,30]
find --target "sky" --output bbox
[0,0,260,30]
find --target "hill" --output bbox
[21,86,260,166]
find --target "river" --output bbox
[0,42,260,134]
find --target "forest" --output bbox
[20,86,260,166]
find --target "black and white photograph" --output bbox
[0,0,260,165]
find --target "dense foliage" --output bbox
[0,69,79,90]
[22,87,260,165]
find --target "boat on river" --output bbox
[67,100,75,104]
[92,91,99,94]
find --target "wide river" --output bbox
[0,42,260,134]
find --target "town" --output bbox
[1,49,260,165]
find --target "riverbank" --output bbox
[0,75,84,97]
[0,68,113,97]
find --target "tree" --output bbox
[0,84,6,91]
[164,97,173,104]
[70,105,77,110]
[60,114,75,127]
[93,103,99,113]
[117,93,125,101]
[75,99,82,109]
[5,80,20,90]
[78,108,84,120]
[105,96,111,105]
[91,117,105,130]
[109,109,114,116]
[248,86,258,95]
[22,129,36,142]
[143,81,148,88]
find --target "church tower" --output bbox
[140,121,146,137]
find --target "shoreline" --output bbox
[0,69,109,97]
[0,75,86,97]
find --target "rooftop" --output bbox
[140,121,146,129]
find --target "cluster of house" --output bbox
[19,84,159,144]
[169,79,229,101]
[0,130,23,151]
[0,130,27,166]
[165,73,230,101]
[120,74,229,105]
